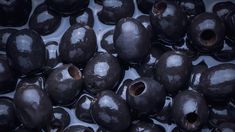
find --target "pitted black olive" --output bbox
[14,84,53,129]
[45,64,83,106]
[0,0,32,26]
[46,0,89,16]
[98,0,135,25]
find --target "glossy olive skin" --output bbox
[64,125,94,132]
[126,77,166,116]
[128,120,165,132]
[155,51,192,94]
[98,0,135,25]
[200,63,235,104]
[0,97,19,131]
[45,41,61,69]
[0,28,17,52]
[45,64,83,106]
[17,76,45,90]
[172,90,209,131]
[136,0,155,14]
[6,29,46,76]
[116,79,133,100]
[91,90,131,132]
[46,0,89,16]
[188,13,225,53]
[70,8,94,27]
[101,30,116,55]
[213,122,235,132]
[150,0,187,45]
[51,107,70,131]
[14,84,53,129]
[59,24,97,66]
[212,1,235,21]
[0,58,17,94]
[84,53,122,94]
[29,4,61,36]
[177,0,205,19]
[75,94,94,123]
[190,61,208,92]
[135,46,164,78]
[0,0,32,26]
[225,10,235,42]
[114,18,151,64]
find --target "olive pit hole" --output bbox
[186,112,199,124]
[154,2,167,14]
[200,29,217,46]
[129,82,145,96]
[68,66,81,80]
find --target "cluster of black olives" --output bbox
[0,0,235,132]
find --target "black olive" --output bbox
[200,63,235,104]
[155,96,173,123]
[14,84,53,129]
[6,29,46,76]
[100,29,116,55]
[16,76,45,90]
[84,52,122,94]
[213,122,235,132]
[98,0,135,25]
[45,41,61,70]
[59,24,97,66]
[136,15,153,38]
[177,0,205,19]
[113,17,151,64]
[155,51,192,94]
[0,0,32,26]
[0,97,19,131]
[128,120,165,132]
[188,12,225,53]
[14,125,42,132]
[46,0,89,16]
[209,105,235,127]
[75,94,94,123]
[150,0,187,45]
[51,107,70,131]
[91,90,131,132]
[29,3,61,36]
[64,125,94,132]
[70,8,94,27]
[190,61,208,92]
[212,48,235,62]
[172,90,209,131]
[225,10,235,43]
[45,64,83,106]
[135,46,164,78]
[0,28,17,52]
[136,0,155,14]
[126,77,166,116]
[212,1,235,21]
[95,0,103,5]
[0,57,17,94]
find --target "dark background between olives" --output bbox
[0,0,235,131]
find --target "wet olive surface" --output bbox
[1,0,235,131]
